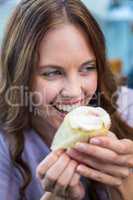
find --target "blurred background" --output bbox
[0,0,133,89]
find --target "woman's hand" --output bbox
[36,149,85,200]
[67,132,133,188]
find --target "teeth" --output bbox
[55,103,81,112]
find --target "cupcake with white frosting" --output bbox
[51,106,111,150]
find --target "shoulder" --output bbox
[24,128,50,163]
[117,86,133,126]
[0,129,22,199]
[0,128,10,160]
[0,128,14,176]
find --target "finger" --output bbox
[57,160,78,185]
[67,149,130,179]
[70,146,133,168]
[41,177,56,192]
[90,135,133,155]
[74,143,119,164]
[40,192,63,200]
[69,173,80,187]
[53,160,78,197]
[69,183,85,200]
[69,174,85,200]
[40,192,52,200]
[36,149,64,179]
[76,164,122,187]
[108,131,118,139]
[117,154,133,168]
[42,153,70,191]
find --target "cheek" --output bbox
[42,85,59,104]
[32,77,62,105]
[83,73,98,95]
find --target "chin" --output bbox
[41,105,64,130]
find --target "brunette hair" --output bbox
[0,0,133,199]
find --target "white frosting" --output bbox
[67,106,111,131]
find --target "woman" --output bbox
[0,0,133,200]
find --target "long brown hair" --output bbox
[0,0,133,199]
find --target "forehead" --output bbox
[38,24,95,68]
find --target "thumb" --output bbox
[108,131,118,139]
[70,182,85,200]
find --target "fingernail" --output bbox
[77,165,83,172]
[90,138,101,145]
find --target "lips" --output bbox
[53,105,68,118]
[53,98,89,106]
[53,105,68,114]
[56,98,83,105]
[50,97,90,117]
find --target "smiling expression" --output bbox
[31,24,98,130]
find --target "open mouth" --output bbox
[53,105,68,115]
[50,97,90,116]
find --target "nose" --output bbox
[61,75,82,99]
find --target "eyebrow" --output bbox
[80,60,96,68]
[38,59,96,71]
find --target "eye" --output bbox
[80,65,97,73]
[42,70,62,78]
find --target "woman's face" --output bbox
[32,24,97,130]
